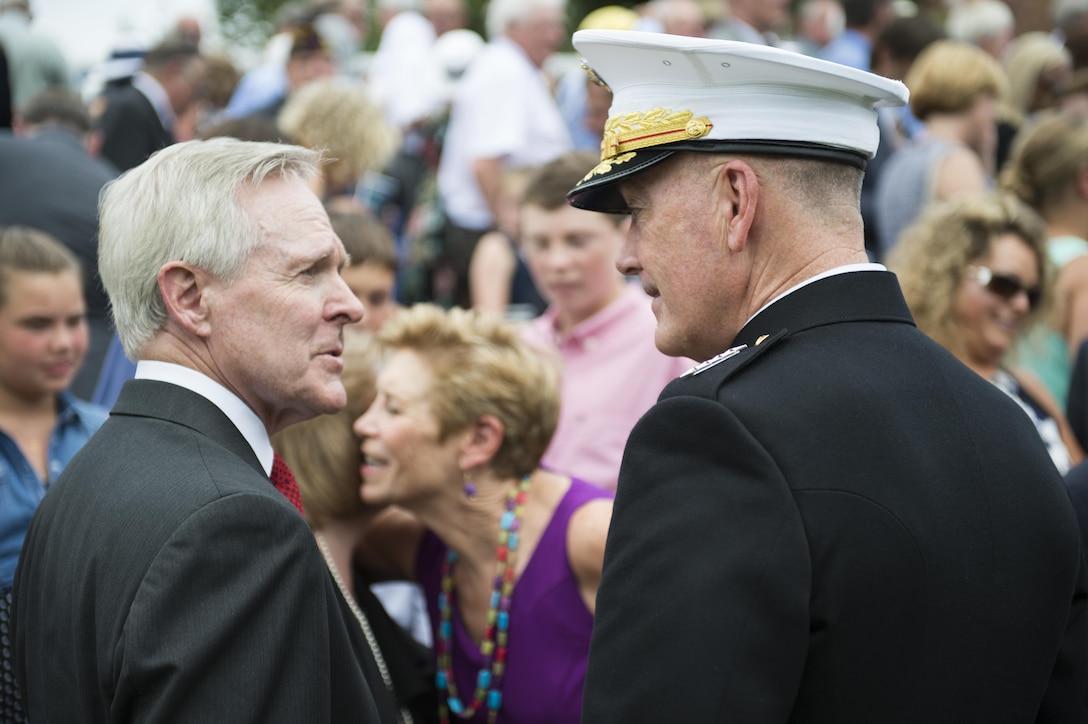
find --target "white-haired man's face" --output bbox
[205,175,364,433]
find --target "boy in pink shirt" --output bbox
[519,151,691,491]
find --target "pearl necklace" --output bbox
[315,531,414,724]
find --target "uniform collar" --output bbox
[734,269,914,348]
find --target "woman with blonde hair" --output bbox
[888,192,1082,472]
[354,303,612,723]
[278,78,401,206]
[1001,111,1088,410]
[1003,32,1072,122]
[874,39,1008,256]
[996,32,1073,172]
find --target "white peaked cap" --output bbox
[567,30,909,213]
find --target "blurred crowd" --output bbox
[8,0,1088,720]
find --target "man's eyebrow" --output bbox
[294,247,338,268]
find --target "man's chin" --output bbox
[275,388,348,430]
[317,387,349,415]
[653,324,683,358]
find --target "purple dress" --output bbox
[416,478,611,723]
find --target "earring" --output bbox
[462,470,477,499]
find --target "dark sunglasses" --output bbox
[966,265,1041,309]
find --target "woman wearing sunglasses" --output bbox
[889,192,1083,474]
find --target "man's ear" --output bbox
[459,414,505,472]
[712,159,760,254]
[158,262,213,337]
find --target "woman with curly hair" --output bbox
[278,78,401,207]
[1000,111,1088,410]
[888,192,1082,473]
[353,303,612,723]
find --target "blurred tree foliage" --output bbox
[217,0,288,54]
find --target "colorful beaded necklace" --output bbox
[436,474,531,724]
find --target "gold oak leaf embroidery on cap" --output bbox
[601,108,713,159]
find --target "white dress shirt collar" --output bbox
[134,360,274,475]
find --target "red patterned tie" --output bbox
[271,452,305,515]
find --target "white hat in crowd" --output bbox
[567,30,910,213]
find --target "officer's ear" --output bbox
[712,159,759,254]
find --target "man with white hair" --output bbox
[434,0,572,308]
[945,0,1015,59]
[789,0,846,55]
[570,30,1088,722]
[644,0,708,37]
[13,139,389,722]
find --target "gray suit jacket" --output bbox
[15,379,382,722]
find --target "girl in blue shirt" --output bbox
[0,226,108,720]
